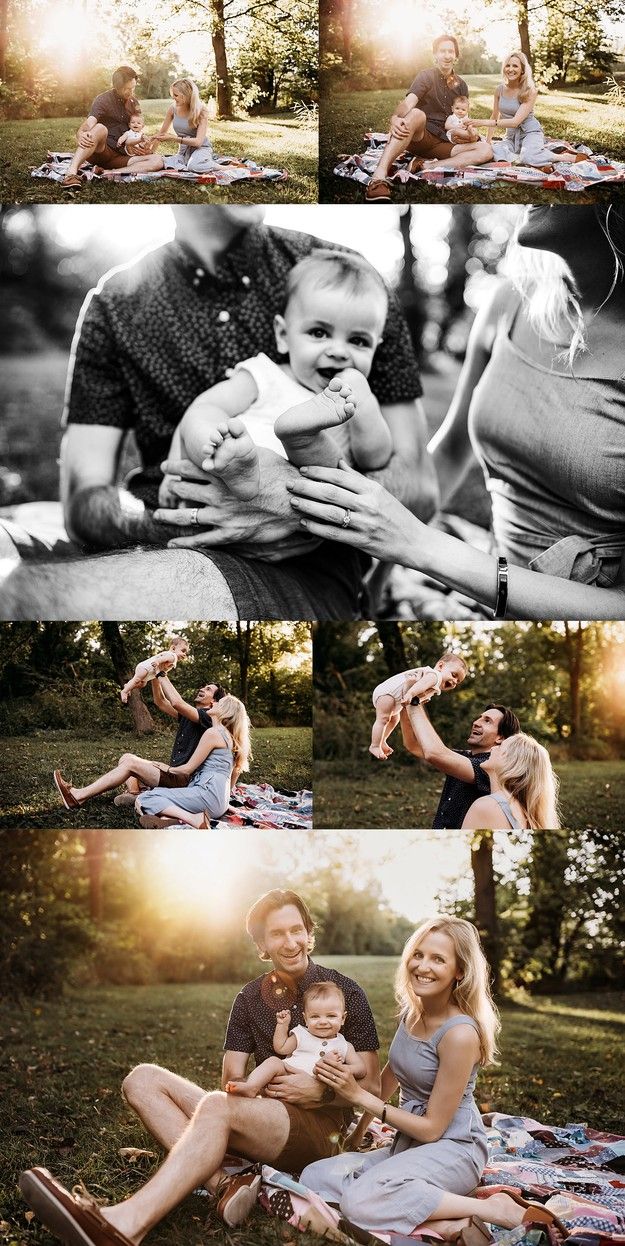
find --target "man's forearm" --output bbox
[66,485,171,549]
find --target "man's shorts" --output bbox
[273,1104,348,1174]
[408,129,454,160]
[95,144,130,169]
[156,768,188,789]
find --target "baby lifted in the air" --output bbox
[120,635,189,704]
[370,651,468,759]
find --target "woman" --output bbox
[53,695,250,827]
[287,206,625,620]
[488,53,576,167]
[301,917,560,1240]
[152,78,217,174]
[461,733,560,830]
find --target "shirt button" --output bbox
[322,1039,327,1045]
[218,310,230,324]
[195,267,205,277]
[241,275,251,286]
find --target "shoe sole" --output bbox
[221,1174,261,1228]
[19,1171,95,1246]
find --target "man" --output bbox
[61,66,162,189]
[0,206,438,621]
[19,890,380,1242]
[113,676,226,807]
[365,35,493,202]
[401,701,521,828]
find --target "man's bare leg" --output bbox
[370,107,428,181]
[68,755,162,805]
[424,138,493,170]
[0,549,237,620]
[66,124,109,177]
[103,1091,291,1243]
[123,1064,222,1194]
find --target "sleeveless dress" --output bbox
[491,90,555,165]
[489,792,522,829]
[468,297,625,588]
[284,1025,349,1075]
[162,111,216,173]
[138,725,233,819]
[301,1015,488,1235]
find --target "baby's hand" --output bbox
[276,1009,291,1024]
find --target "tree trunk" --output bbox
[84,830,105,923]
[376,622,407,675]
[0,0,8,82]
[210,0,233,118]
[396,208,429,369]
[563,622,583,751]
[100,622,155,736]
[516,0,532,62]
[471,832,500,993]
[235,621,253,703]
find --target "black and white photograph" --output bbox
[1,202,624,623]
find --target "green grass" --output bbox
[0,101,318,203]
[320,76,625,202]
[313,757,625,829]
[1,964,623,1245]
[0,726,312,829]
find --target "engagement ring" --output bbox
[341,509,351,528]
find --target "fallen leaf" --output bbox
[118,1147,157,1162]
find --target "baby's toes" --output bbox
[326,376,344,393]
[227,416,247,437]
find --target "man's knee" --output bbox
[93,123,108,145]
[194,1089,230,1129]
[119,752,139,767]
[122,1062,165,1107]
[408,108,426,136]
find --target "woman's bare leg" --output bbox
[146,801,205,828]
[71,754,162,803]
[102,1092,291,1243]
[422,1190,532,1232]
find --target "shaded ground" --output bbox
[313,757,625,830]
[0,102,317,203]
[2,964,623,1245]
[320,77,625,202]
[0,726,312,829]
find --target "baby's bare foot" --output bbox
[226,1079,256,1097]
[382,744,393,756]
[276,377,356,443]
[120,690,129,704]
[202,418,260,500]
[369,745,386,759]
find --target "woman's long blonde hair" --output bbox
[496,732,560,830]
[506,205,625,361]
[501,50,535,103]
[171,78,205,129]
[213,694,252,773]
[395,916,500,1066]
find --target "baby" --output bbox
[117,109,148,153]
[120,635,189,704]
[370,651,468,759]
[444,96,490,156]
[226,981,365,1097]
[163,250,393,516]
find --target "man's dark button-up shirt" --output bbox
[432,749,491,829]
[406,69,469,140]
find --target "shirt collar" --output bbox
[171,225,265,288]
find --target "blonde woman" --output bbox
[488,52,574,166]
[288,205,625,620]
[301,917,561,1240]
[54,695,250,827]
[137,694,251,827]
[461,733,560,830]
[152,78,216,173]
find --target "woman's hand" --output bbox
[287,460,422,565]
[314,1055,361,1104]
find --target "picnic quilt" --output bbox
[214,781,312,830]
[32,151,288,185]
[334,131,625,192]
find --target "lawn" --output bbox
[1,964,623,1246]
[0,102,318,203]
[319,76,625,202]
[0,726,312,829]
[313,756,625,830]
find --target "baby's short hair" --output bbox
[170,634,188,649]
[452,94,468,105]
[438,650,468,678]
[302,980,346,1013]
[285,250,388,320]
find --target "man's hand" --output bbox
[78,129,97,148]
[154,448,318,560]
[265,1071,325,1106]
[389,114,411,141]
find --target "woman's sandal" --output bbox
[505,1192,566,1229]
[364,178,392,202]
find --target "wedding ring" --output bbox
[189,508,200,526]
[341,508,351,528]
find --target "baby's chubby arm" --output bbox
[400,668,438,704]
[343,1042,367,1078]
[273,1009,297,1056]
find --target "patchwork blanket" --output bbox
[335,131,625,191]
[32,150,288,185]
[215,781,312,829]
[253,1112,625,1244]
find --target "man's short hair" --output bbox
[302,981,346,1013]
[433,34,460,57]
[211,684,227,701]
[246,889,315,955]
[486,703,521,738]
[284,249,388,317]
[112,65,139,90]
